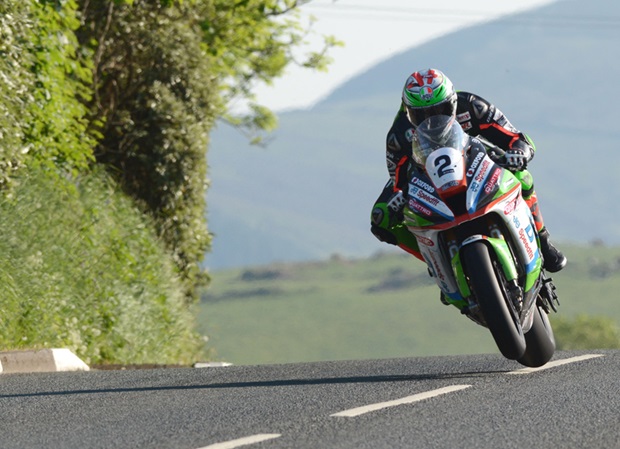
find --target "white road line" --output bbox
[330,384,472,418]
[199,434,281,449]
[506,354,605,375]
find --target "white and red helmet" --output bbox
[402,68,457,128]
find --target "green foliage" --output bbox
[0,167,206,364]
[0,0,209,363]
[76,0,218,300]
[552,315,620,350]
[0,0,96,186]
[0,0,339,361]
[75,0,340,300]
[206,0,342,140]
[0,1,36,185]
[24,0,96,172]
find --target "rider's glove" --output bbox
[387,190,406,222]
[504,141,532,171]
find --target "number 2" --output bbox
[435,155,452,177]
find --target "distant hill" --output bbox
[205,0,620,269]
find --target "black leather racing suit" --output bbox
[386,91,534,194]
[371,91,567,272]
[370,91,536,255]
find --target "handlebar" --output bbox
[475,136,506,165]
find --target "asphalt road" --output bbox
[0,350,618,449]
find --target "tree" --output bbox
[75,0,339,300]
[25,0,96,173]
[201,0,341,143]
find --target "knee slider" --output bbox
[370,224,399,245]
[371,204,389,227]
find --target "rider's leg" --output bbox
[514,170,567,272]
[370,180,424,261]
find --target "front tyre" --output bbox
[517,306,556,367]
[462,241,526,360]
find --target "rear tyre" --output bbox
[517,306,555,367]
[462,241,526,360]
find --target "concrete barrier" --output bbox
[0,348,90,374]
[193,361,232,368]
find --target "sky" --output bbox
[252,0,558,112]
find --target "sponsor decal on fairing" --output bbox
[519,226,535,260]
[408,188,453,220]
[416,235,435,247]
[416,190,440,207]
[503,195,519,215]
[467,152,485,177]
[484,168,501,194]
[409,199,432,216]
[474,159,490,183]
[427,251,446,282]
[412,176,435,193]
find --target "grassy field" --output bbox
[197,243,620,365]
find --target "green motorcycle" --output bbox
[403,115,559,367]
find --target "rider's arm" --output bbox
[386,105,415,192]
[456,91,535,165]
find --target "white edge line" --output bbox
[330,384,471,418]
[506,354,605,375]
[199,433,281,449]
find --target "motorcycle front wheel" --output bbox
[462,241,526,360]
[517,305,556,367]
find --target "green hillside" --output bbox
[199,243,620,365]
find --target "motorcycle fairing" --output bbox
[403,148,521,231]
[404,146,543,309]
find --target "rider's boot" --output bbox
[539,227,567,273]
[439,291,450,306]
[520,183,567,273]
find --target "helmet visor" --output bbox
[405,95,457,128]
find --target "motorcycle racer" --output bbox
[370,68,567,273]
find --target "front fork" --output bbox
[452,234,519,299]
[451,234,525,324]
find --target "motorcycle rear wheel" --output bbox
[517,305,556,367]
[462,241,526,360]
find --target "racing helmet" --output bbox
[402,68,457,128]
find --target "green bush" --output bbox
[552,314,620,350]
[0,0,96,185]
[0,0,35,185]
[0,0,338,365]
[0,168,207,364]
